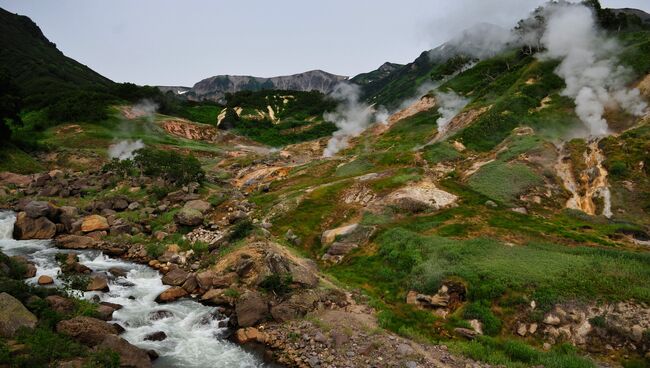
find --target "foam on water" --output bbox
[0,211,268,368]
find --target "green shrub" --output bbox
[467,161,542,205]
[14,327,87,367]
[84,350,120,368]
[145,243,166,258]
[259,274,293,295]
[133,148,204,185]
[227,219,253,242]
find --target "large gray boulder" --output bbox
[0,292,37,337]
[174,207,204,226]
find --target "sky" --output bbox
[1,0,648,86]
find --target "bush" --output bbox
[146,243,166,258]
[259,274,293,295]
[133,148,204,185]
[227,219,253,242]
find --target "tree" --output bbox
[0,70,22,141]
[219,107,240,130]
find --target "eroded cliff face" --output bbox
[184,70,348,102]
[556,140,612,218]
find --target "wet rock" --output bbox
[96,335,153,368]
[57,316,118,346]
[148,310,174,321]
[161,267,189,286]
[0,292,37,337]
[235,291,268,327]
[181,275,198,293]
[87,276,109,292]
[144,331,167,341]
[155,287,188,303]
[96,305,116,321]
[38,275,54,285]
[13,212,56,240]
[108,267,128,278]
[174,207,204,226]
[81,215,110,232]
[56,235,97,249]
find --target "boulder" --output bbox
[174,207,204,226]
[235,291,268,327]
[183,200,211,214]
[200,288,232,306]
[144,331,167,341]
[13,212,56,240]
[96,305,116,321]
[161,268,189,286]
[38,275,54,285]
[96,335,152,368]
[155,287,188,303]
[234,327,266,344]
[195,270,215,290]
[45,295,75,314]
[24,201,53,219]
[56,316,118,346]
[212,273,238,288]
[55,235,97,249]
[110,223,132,236]
[81,215,109,233]
[321,224,359,245]
[108,267,128,278]
[0,292,37,337]
[112,198,129,212]
[10,256,36,278]
[87,276,109,292]
[181,275,198,293]
[148,310,174,321]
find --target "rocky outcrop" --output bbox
[383,181,458,213]
[185,70,348,102]
[0,292,37,337]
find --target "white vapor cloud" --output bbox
[108,139,144,160]
[539,3,647,136]
[435,90,470,129]
[323,83,380,157]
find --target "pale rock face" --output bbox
[184,70,348,102]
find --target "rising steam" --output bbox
[323,84,380,157]
[539,4,647,136]
[108,140,144,160]
[435,90,470,129]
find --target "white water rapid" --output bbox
[0,211,270,368]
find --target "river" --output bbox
[0,211,270,368]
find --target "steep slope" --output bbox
[177,70,348,102]
[0,7,113,106]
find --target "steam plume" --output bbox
[435,90,470,129]
[108,140,144,160]
[540,4,647,136]
[130,99,159,122]
[323,84,379,157]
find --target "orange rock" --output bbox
[155,287,188,303]
[38,275,54,285]
[235,327,266,344]
[81,215,109,233]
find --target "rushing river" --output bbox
[0,211,269,368]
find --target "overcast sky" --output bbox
[1,0,648,86]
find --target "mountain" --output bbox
[170,70,348,102]
[350,62,403,86]
[0,7,113,106]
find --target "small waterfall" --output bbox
[555,139,612,218]
[0,211,16,240]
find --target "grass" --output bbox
[0,143,44,174]
[467,161,543,205]
[449,337,594,368]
